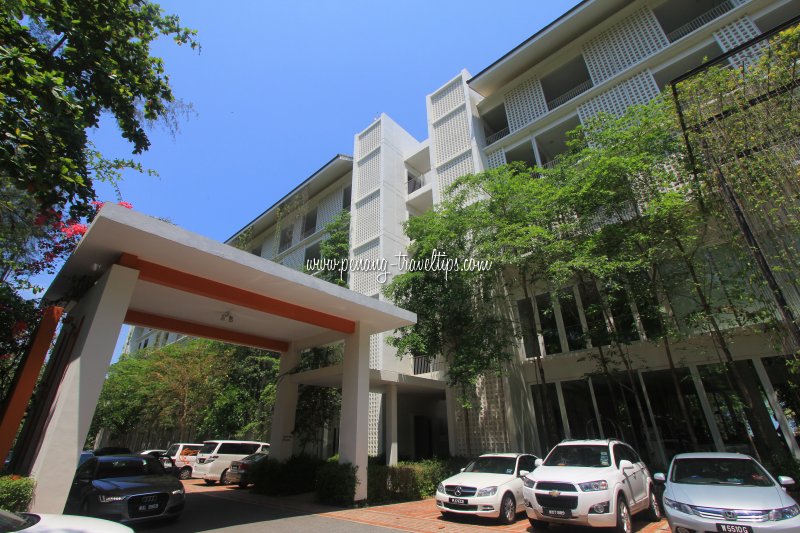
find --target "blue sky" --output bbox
[85,0,582,354]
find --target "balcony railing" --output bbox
[666,0,735,42]
[407,174,425,194]
[486,126,510,145]
[546,79,594,111]
[412,356,445,375]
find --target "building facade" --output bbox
[136,0,800,466]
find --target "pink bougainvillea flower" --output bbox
[11,320,28,338]
[33,213,48,226]
[61,223,88,238]
[118,201,133,209]
[91,201,105,210]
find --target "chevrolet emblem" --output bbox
[549,490,561,497]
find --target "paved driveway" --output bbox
[139,480,670,532]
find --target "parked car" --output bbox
[161,443,203,480]
[434,453,539,524]
[656,452,800,533]
[522,439,661,531]
[192,440,269,485]
[0,509,133,532]
[138,449,166,458]
[226,452,269,488]
[64,454,184,525]
[78,451,94,466]
[92,447,131,456]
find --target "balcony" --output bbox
[412,356,445,375]
[486,126,510,145]
[482,103,510,146]
[654,0,736,44]
[546,80,594,111]
[407,173,425,194]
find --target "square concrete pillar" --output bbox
[339,323,369,501]
[269,344,300,461]
[30,264,139,513]
[385,384,398,465]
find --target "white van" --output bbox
[162,442,204,480]
[192,440,270,485]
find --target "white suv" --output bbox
[193,440,270,485]
[522,439,661,531]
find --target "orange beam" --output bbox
[118,253,355,334]
[0,306,63,469]
[125,310,290,352]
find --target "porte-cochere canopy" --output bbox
[16,204,415,510]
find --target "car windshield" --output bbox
[242,453,268,463]
[95,457,166,478]
[0,510,37,531]
[464,457,517,475]
[671,458,774,486]
[165,444,179,456]
[199,442,218,454]
[543,445,612,467]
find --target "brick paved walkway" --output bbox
[185,480,670,532]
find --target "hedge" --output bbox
[315,459,358,506]
[0,476,35,512]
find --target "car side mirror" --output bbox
[460,468,465,472]
[619,459,634,471]
[653,472,665,483]
[535,458,543,467]
[778,476,795,487]
[519,470,529,478]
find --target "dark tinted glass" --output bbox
[671,458,773,487]
[544,445,612,468]
[464,457,517,475]
[95,457,165,478]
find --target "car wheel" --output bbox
[179,467,192,480]
[614,496,632,533]
[528,518,549,529]
[220,469,229,485]
[497,492,516,524]
[644,486,662,522]
[204,479,217,485]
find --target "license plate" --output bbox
[449,497,468,505]
[138,503,160,512]
[716,525,752,533]
[543,508,571,518]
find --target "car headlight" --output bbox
[522,477,535,489]
[476,486,497,497]
[663,497,695,515]
[97,494,125,503]
[172,487,185,495]
[769,504,800,521]
[436,483,445,494]
[578,480,608,492]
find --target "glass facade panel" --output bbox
[561,379,601,439]
[531,382,564,453]
[761,356,800,447]
[559,288,587,351]
[579,282,610,347]
[516,298,540,358]
[536,292,562,355]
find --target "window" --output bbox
[536,292,562,354]
[559,287,586,351]
[516,298,540,358]
[218,443,260,455]
[518,455,537,474]
[301,209,317,239]
[278,225,293,252]
[304,242,321,266]
[579,282,610,347]
[342,185,351,210]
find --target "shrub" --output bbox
[0,476,35,512]
[316,460,357,506]
[367,458,451,503]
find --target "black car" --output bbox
[226,452,269,488]
[65,454,184,525]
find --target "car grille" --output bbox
[128,493,169,518]
[444,502,479,511]
[535,481,577,492]
[692,506,770,522]
[444,485,477,497]
[535,494,579,510]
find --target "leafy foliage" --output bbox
[0,475,35,512]
[315,459,358,506]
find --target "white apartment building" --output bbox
[138,0,800,466]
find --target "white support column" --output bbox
[689,364,726,452]
[339,322,370,502]
[385,384,398,465]
[555,381,571,439]
[31,265,138,514]
[638,370,667,467]
[753,358,800,460]
[588,377,604,438]
[445,386,458,457]
[269,343,300,461]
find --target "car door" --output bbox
[625,445,648,505]
[514,455,537,510]
[615,444,645,506]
